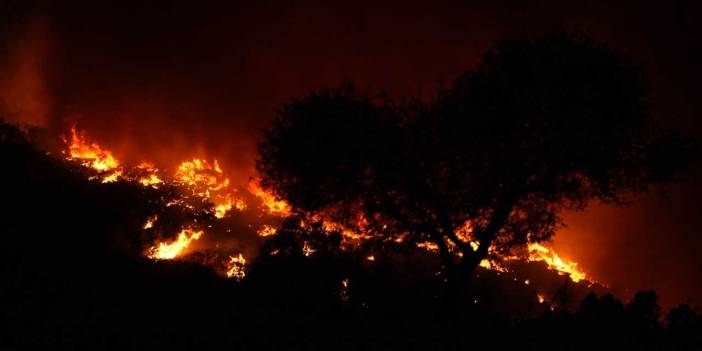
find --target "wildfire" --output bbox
[225,253,246,280]
[63,128,166,187]
[527,243,586,282]
[412,235,587,282]
[147,228,203,260]
[175,158,230,195]
[308,216,374,242]
[61,127,255,271]
[537,294,545,303]
[257,224,277,237]
[173,158,247,219]
[101,170,122,183]
[247,180,291,216]
[64,126,120,172]
[302,241,316,257]
[478,259,509,272]
[339,278,351,301]
[136,162,163,187]
[61,126,595,286]
[214,201,233,219]
[213,196,246,219]
[139,174,162,187]
[416,241,439,252]
[143,215,158,229]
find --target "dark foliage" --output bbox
[257,32,700,283]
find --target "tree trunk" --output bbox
[438,198,516,317]
[439,248,483,319]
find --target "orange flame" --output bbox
[175,158,230,194]
[302,241,316,257]
[143,215,158,229]
[101,170,122,183]
[65,126,120,172]
[214,203,232,219]
[527,243,586,282]
[225,253,246,280]
[247,180,291,216]
[257,224,277,237]
[174,158,243,218]
[136,162,163,188]
[147,228,203,260]
[61,127,594,284]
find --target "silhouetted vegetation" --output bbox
[1,119,701,350]
[257,32,700,298]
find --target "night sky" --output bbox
[1,0,701,307]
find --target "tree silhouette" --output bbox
[258,32,698,289]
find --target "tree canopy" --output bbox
[257,32,699,279]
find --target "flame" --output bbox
[302,241,316,257]
[175,158,230,195]
[225,253,246,280]
[147,228,203,260]
[61,127,594,285]
[101,170,122,183]
[311,216,374,242]
[247,180,291,216]
[339,278,351,301]
[143,215,158,229]
[478,259,509,272]
[213,196,246,219]
[214,201,233,219]
[537,294,545,303]
[257,224,277,237]
[135,162,163,187]
[412,232,587,281]
[527,243,586,282]
[63,129,162,187]
[65,126,120,172]
[416,241,439,252]
[139,174,162,187]
[137,161,155,169]
[174,158,244,218]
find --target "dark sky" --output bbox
[1,0,701,307]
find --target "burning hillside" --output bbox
[5,117,697,351]
[2,2,701,348]
[60,124,593,296]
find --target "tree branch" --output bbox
[462,195,516,269]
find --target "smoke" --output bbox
[0,14,52,127]
[1,0,701,307]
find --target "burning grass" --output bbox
[61,125,593,288]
